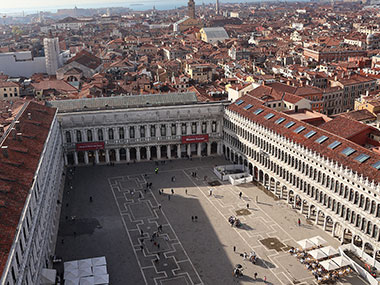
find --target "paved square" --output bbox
[54,157,367,285]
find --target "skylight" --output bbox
[264,113,275,120]
[328,141,341,150]
[244,104,253,110]
[235,99,244,106]
[372,161,380,170]
[315,135,328,144]
[354,154,370,163]
[341,147,356,156]
[294,126,306,134]
[304,131,316,139]
[284,121,295,128]
[275,117,286,124]
[253,109,264,115]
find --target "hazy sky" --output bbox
[2,0,128,10]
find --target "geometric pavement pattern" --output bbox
[108,175,203,285]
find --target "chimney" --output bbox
[27,112,32,120]
[15,121,20,131]
[1,146,8,158]
[17,133,22,142]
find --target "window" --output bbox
[235,99,244,105]
[253,109,264,115]
[212,121,217,132]
[160,124,166,136]
[341,147,356,156]
[284,121,295,128]
[264,113,275,120]
[372,161,380,170]
[355,153,370,163]
[76,130,82,142]
[191,122,197,134]
[304,131,316,138]
[119,127,125,139]
[180,123,186,135]
[98,129,104,141]
[328,141,341,149]
[315,135,328,144]
[275,117,285,124]
[129,126,135,138]
[244,104,253,110]
[87,130,93,142]
[151,125,156,137]
[140,126,145,138]
[65,131,71,143]
[202,122,207,134]
[171,124,176,135]
[294,126,305,133]
[108,128,114,140]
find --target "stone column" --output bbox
[105,149,110,163]
[167,145,171,159]
[126,148,130,162]
[95,150,100,164]
[206,121,212,133]
[136,126,141,139]
[147,147,151,160]
[217,142,222,155]
[197,143,201,156]
[308,204,312,219]
[187,123,191,135]
[315,212,319,225]
[301,201,304,214]
[167,124,171,137]
[187,144,191,157]
[177,144,181,158]
[125,126,129,139]
[323,217,327,231]
[74,152,78,165]
[84,151,89,164]
[207,143,211,156]
[197,121,201,134]
[157,146,161,159]
[116,149,120,162]
[136,147,141,161]
[147,125,151,138]
[177,124,181,136]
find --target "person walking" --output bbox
[264,276,267,283]
[247,203,249,209]
[194,216,198,222]
[89,196,93,202]
[185,189,188,195]
[239,192,242,199]
[209,189,212,196]
[254,272,257,279]
[191,216,194,222]
[171,189,174,195]
[298,218,301,227]
[233,246,236,252]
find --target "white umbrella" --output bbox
[92,256,107,267]
[309,236,327,247]
[64,269,79,280]
[80,276,95,285]
[65,278,80,285]
[331,256,350,267]
[320,259,339,271]
[78,267,92,278]
[93,265,107,275]
[309,248,328,260]
[64,260,79,271]
[320,246,339,257]
[94,274,109,285]
[297,239,315,250]
[78,258,93,269]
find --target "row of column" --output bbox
[66,142,222,165]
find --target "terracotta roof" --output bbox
[340,110,377,122]
[227,94,380,184]
[0,102,56,277]
[67,50,102,70]
[319,116,372,139]
[31,80,78,93]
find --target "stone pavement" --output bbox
[55,156,367,285]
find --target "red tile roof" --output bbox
[228,94,380,184]
[319,116,373,139]
[0,102,56,276]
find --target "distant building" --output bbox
[0,81,20,100]
[44,37,60,75]
[200,27,229,44]
[188,0,196,19]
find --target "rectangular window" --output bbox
[293,126,305,133]
[140,126,145,138]
[315,135,328,144]
[372,161,380,170]
[304,130,316,138]
[275,117,285,124]
[181,123,187,135]
[354,153,370,163]
[119,127,125,139]
[191,122,197,134]
[160,125,166,137]
[341,147,356,156]
[151,125,156,137]
[328,141,341,149]
[171,124,176,135]
[264,113,275,120]
[284,121,295,128]
[253,109,264,115]
[243,104,253,110]
[235,99,244,105]
[212,121,217,132]
[129,126,135,139]
[202,122,207,134]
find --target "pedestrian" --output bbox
[233,246,236,252]
[140,245,144,250]
[154,256,159,263]
[298,218,301,227]
[191,216,194,222]
[254,272,257,279]
[157,243,160,249]
[194,216,198,221]
[204,175,207,181]
[264,276,267,283]
[185,189,188,195]
[61,239,64,244]
[66,203,69,207]
[239,192,242,199]
[158,204,161,210]
[139,193,142,198]
[247,203,249,209]
[140,229,144,236]
[158,189,161,195]
[209,189,212,196]
[144,188,147,194]
[256,196,258,203]
[171,189,174,195]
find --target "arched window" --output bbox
[76,130,82,142]
[98,129,104,141]
[119,127,125,139]
[87,130,93,142]
[65,131,72,143]
[108,128,114,140]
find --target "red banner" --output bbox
[76,141,105,151]
[181,134,209,144]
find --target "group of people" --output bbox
[228,216,242,227]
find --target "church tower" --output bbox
[216,0,220,15]
[188,0,196,19]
